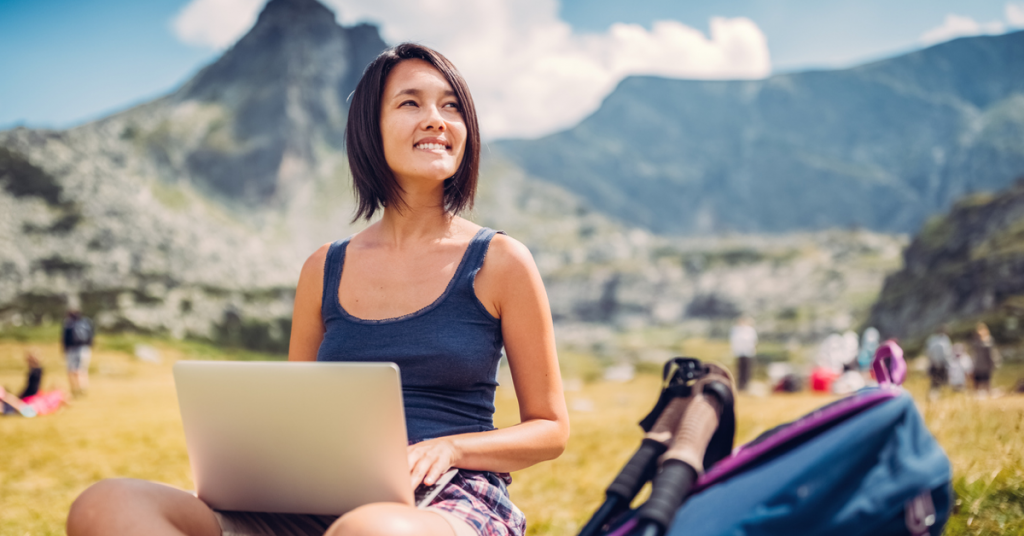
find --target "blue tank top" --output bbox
[316,227,505,443]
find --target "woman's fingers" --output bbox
[409,451,431,489]
[407,441,454,488]
[423,462,447,486]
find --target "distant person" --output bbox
[2,351,68,417]
[970,322,1000,397]
[856,327,880,370]
[816,333,845,373]
[730,316,758,391]
[840,330,859,369]
[925,326,952,397]
[20,351,43,399]
[62,309,94,397]
[948,342,972,392]
[2,352,41,415]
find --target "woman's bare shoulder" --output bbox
[301,242,333,275]
[486,232,537,276]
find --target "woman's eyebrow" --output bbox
[393,88,456,98]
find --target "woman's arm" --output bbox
[288,244,330,362]
[408,234,569,487]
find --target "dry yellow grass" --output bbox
[1,337,1022,535]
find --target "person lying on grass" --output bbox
[67,43,569,536]
[2,352,69,417]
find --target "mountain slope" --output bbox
[495,31,1024,235]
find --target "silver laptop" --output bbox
[173,361,416,515]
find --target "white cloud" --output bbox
[172,0,264,49]
[1007,2,1024,27]
[171,0,771,139]
[327,0,770,138]
[919,14,1005,45]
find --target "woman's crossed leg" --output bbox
[67,478,466,536]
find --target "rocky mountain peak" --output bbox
[258,0,337,22]
[135,0,388,205]
[177,0,351,103]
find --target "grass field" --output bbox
[1,333,1023,535]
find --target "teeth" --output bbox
[416,143,446,151]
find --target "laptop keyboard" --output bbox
[415,468,458,508]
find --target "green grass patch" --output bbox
[0,324,285,362]
[2,341,1022,535]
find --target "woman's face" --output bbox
[379,59,467,189]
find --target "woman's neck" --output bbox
[367,175,469,247]
[374,197,459,248]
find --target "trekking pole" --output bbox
[632,364,735,536]
[577,359,708,536]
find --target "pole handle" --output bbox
[607,438,667,499]
[635,459,698,533]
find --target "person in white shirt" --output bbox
[925,327,953,397]
[730,316,758,391]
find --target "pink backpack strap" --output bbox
[873,340,906,386]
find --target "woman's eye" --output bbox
[400,100,418,107]
[443,102,461,111]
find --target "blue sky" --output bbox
[1,0,1021,137]
[562,0,1016,69]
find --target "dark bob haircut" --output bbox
[346,43,481,221]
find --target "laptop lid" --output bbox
[173,361,414,515]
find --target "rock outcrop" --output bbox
[869,177,1024,350]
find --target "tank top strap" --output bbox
[320,237,351,320]
[457,227,505,291]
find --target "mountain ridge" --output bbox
[494,30,1024,235]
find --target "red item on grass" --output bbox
[21,391,65,416]
[810,367,839,393]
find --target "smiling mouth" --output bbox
[414,142,450,151]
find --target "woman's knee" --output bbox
[68,479,140,535]
[326,503,452,536]
[67,478,219,536]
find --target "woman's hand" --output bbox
[407,437,461,489]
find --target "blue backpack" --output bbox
[600,342,952,536]
[666,388,951,536]
[71,318,93,346]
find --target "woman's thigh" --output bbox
[326,502,467,536]
[68,478,221,536]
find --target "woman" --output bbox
[66,44,568,536]
[970,322,1000,396]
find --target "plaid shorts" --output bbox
[426,470,525,536]
[212,470,524,536]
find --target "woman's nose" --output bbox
[423,106,446,131]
